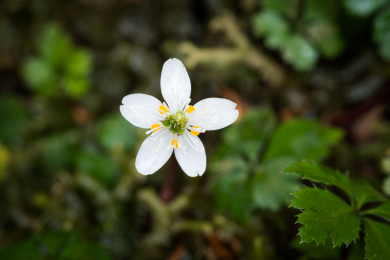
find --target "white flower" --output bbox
[120,58,239,177]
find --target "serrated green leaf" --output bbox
[344,0,387,17]
[292,187,360,246]
[291,237,341,259]
[364,219,390,260]
[265,119,343,161]
[351,180,387,209]
[364,201,390,222]
[284,161,352,198]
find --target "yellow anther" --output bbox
[159,105,168,114]
[187,105,195,114]
[171,139,178,149]
[151,123,161,132]
[191,126,200,136]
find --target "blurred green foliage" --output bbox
[344,0,388,16]
[22,24,92,99]
[252,0,345,70]
[0,231,111,260]
[253,0,390,70]
[0,95,28,146]
[373,7,390,60]
[212,108,343,221]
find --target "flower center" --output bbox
[162,111,188,135]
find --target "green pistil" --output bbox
[162,111,187,135]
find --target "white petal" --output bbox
[160,58,191,113]
[174,132,206,177]
[136,129,173,175]
[189,98,239,131]
[120,94,163,129]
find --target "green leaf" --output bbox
[65,49,92,77]
[23,23,93,99]
[305,0,341,21]
[281,34,319,71]
[97,114,140,152]
[383,176,390,196]
[252,157,300,211]
[0,95,28,146]
[221,108,276,161]
[39,24,73,67]
[373,8,390,60]
[292,187,360,246]
[39,135,71,174]
[61,243,111,260]
[0,240,44,260]
[0,231,111,260]
[63,76,91,99]
[35,231,77,256]
[76,150,120,189]
[364,219,390,260]
[252,11,290,49]
[364,201,390,222]
[0,144,10,182]
[262,0,290,14]
[264,119,343,161]
[307,19,344,59]
[212,157,252,222]
[351,180,387,209]
[22,58,57,96]
[344,0,387,17]
[284,161,352,198]
[291,237,341,259]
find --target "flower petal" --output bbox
[136,129,173,175]
[174,132,206,177]
[160,58,191,113]
[120,94,163,129]
[189,98,239,130]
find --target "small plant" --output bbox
[284,161,390,260]
[22,24,92,99]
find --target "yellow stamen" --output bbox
[191,126,200,136]
[151,123,161,132]
[159,105,168,114]
[171,139,178,149]
[187,105,195,114]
